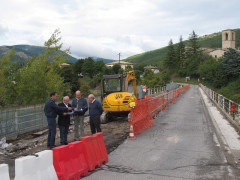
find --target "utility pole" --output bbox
[118,53,121,64]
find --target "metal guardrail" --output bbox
[0,104,47,138]
[200,84,240,127]
[147,86,166,96]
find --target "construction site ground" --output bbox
[0,116,129,179]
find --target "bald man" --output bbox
[88,94,103,134]
[72,90,88,140]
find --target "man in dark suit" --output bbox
[44,92,72,149]
[58,96,72,145]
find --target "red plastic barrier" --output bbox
[81,136,98,171]
[53,145,79,180]
[69,141,89,178]
[93,132,108,164]
[92,136,102,167]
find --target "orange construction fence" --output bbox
[129,84,190,136]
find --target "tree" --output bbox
[73,59,84,75]
[82,57,95,78]
[213,63,228,88]
[142,69,170,88]
[176,36,185,68]
[112,64,121,74]
[124,65,133,72]
[94,60,105,75]
[143,69,154,87]
[221,48,240,78]
[0,48,15,106]
[134,64,145,76]
[184,54,201,78]
[163,39,177,69]
[198,57,218,82]
[59,65,79,95]
[187,30,200,57]
[7,29,69,105]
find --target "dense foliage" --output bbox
[162,30,240,103]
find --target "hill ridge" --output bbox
[0,45,114,64]
[124,28,240,65]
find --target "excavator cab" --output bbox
[101,74,124,101]
[100,71,137,123]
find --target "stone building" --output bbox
[208,29,237,58]
[106,60,133,70]
[144,65,159,73]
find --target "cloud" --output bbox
[0,23,8,37]
[0,0,240,59]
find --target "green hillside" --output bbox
[0,45,78,63]
[0,45,114,64]
[124,28,240,65]
[125,47,167,65]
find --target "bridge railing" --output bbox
[147,86,166,96]
[199,84,240,126]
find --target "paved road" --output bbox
[84,85,240,179]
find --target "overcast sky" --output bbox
[0,0,239,60]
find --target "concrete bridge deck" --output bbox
[84,85,240,179]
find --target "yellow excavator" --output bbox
[100,71,138,123]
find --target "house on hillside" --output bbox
[206,29,239,58]
[60,63,70,67]
[144,65,159,73]
[106,60,133,70]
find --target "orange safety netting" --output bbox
[129,84,190,135]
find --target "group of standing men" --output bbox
[44,90,103,149]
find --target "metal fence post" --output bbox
[41,104,44,127]
[229,101,231,115]
[239,105,240,125]
[15,109,19,134]
[218,94,220,106]
[223,97,225,112]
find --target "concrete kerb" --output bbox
[199,87,240,168]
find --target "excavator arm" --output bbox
[124,71,138,99]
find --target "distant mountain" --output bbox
[91,56,114,64]
[0,45,78,63]
[0,45,114,64]
[124,28,240,65]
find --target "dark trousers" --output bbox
[59,124,69,144]
[90,116,101,134]
[47,117,56,147]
